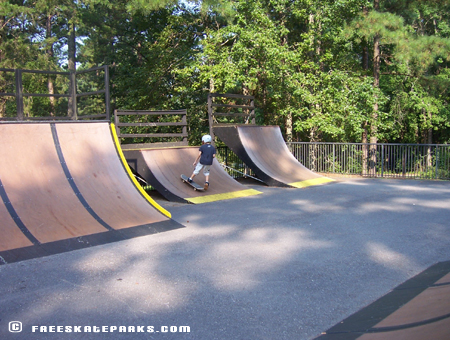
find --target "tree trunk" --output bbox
[286,112,292,143]
[309,127,317,172]
[370,0,380,177]
[67,23,77,119]
[362,6,369,71]
[47,14,55,116]
[0,15,4,117]
[362,123,368,176]
[309,13,315,58]
[425,109,433,168]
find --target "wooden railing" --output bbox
[114,109,188,149]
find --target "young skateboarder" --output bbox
[188,135,216,190]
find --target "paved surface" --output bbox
[1,178,450,339]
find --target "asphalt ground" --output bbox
[1,178,450,340]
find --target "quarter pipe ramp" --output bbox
[0,122,182,264]
[214,125,334,188]
[123,147,262,204]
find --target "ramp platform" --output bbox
[123,146,262,204]
[214,125,334,188]
[0,122,182,265]
[315,261,450,340]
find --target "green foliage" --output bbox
[1,0,450,145]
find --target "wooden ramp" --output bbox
[0,122,182,265]
[123,147,262,204]
[214,125,334,188]
[315,261,450,340]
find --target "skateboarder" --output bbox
[188,134,216,190]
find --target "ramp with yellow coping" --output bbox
[214,125,334,188]
[123,146,262,204]
[0,121,182,265]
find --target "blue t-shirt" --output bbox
[199,144,216,165]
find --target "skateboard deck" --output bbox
[181,174,204,191]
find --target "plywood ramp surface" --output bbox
[0,122,180,263]
[0,123,108,245]
[56,123,167,228]
[125,147,262,204]
[315,261,450,340]
[215,125,333,188]
[0,201,33,251]
[357,284,450,340]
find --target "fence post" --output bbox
[104,65,110,120]
[435,145,439,179]
[207,94,215,146]
[69,71,77,120]
[181,111,187,144]
[15,69,24,120]
[333,143,335,173]
[381,144,384,178]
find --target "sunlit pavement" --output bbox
[1,178,449,340]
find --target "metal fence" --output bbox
[216,146,256,179]
[217,143,450,181]
[288,142,450,180]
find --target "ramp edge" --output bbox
[110,123,171,218]
[289,177,335,188]
[0,219,184,265]
[185,189,262,204]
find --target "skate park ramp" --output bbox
[0,121,182,265]
[214,125,334,188]
[315,261,450,340]
[123,146,262,204]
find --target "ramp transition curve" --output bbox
[123,146,262,204]
[214,125,334,188]
[0,121,182,264]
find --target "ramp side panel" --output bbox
[131,147,258,203]
[373,285,450,328]
[237,126,324,184]
[0,124,108,244]
[56,123,168,229]
[0,203,33,251]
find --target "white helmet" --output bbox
[202,134,212,143]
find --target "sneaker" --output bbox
[204,182,209,190]
[188,178,193,183]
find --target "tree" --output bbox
[346,0,450,146]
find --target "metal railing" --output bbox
[288,142,450,180]
[217,143,450,181]
[216,146,256,179]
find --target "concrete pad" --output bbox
[0,178,449,340]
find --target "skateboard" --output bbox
[181,174,204,191]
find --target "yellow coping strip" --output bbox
[289,177,335,188]
[110,123,172,218]
[185,189,263,204]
